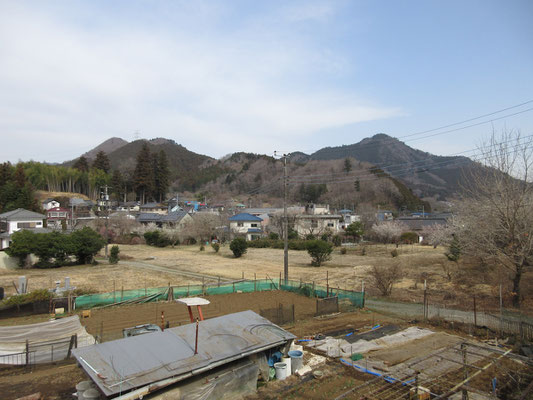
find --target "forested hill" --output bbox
[309,133,476,200]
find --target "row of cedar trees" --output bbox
[73,142,170,203]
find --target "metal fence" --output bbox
[0,333,94,366]
[316,296,339,316]
[366,298,533,340]
[259,304,295,325]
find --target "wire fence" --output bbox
[366,297,533,340]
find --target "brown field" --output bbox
[3,242,531,310]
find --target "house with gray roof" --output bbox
[138,210,192,228]
[0,208,46,250]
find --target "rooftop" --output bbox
[0,208,45,221]
[72,310,295,397]
[229,213,263,222]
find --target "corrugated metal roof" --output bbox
[229,213,263,222]
[72,310,295,397]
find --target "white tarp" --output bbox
[0,315,95,364]
[306,327,434,358]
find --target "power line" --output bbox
[292,100,533,156]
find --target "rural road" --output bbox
[118,260,233,283]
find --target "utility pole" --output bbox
[100,185,111,258]
[275,151,290,284]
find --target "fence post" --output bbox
[362,280,365,308]
[218,276,221,287]
[313,281,316,297]
[254,273,257,292]
[25,340,29,366]
[326,271,329,297]
[242,271,244,280]
[121,285,124,302]
[113,280,116,304]
[499,284,503,337]
[473,295,477,327]
[67,334,76,358]
[279,272,281,289]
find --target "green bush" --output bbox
[230,237,248,258]
[305,234,316,240]
[446,236,461,262]
[332,235,342,247]
[306,240,333,266]
[268,232,279,240]
[71,227,106,264]
[400,232,419,244]
[109,245,120,264]
[288,230,298,240]
[211,242,220,253]
[320,233,330,241]
[340,247,347,255]
[3,289,54,308]
[144,231,171,247]
[391,249,399,257]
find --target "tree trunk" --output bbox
[512,265,522,308]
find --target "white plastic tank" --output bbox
[75,381,93,399]
[83,388,100,400]
[274,362,288,380]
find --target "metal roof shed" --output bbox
[72,310,295,398]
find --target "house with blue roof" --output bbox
[229,213,264,241]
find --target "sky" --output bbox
[1,0,532,163]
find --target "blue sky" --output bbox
[1,0,532,163]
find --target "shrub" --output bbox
[70,227,106,264]
[320,233,330,241]
[144,231,171,247]
[400,232,419,244]
[305,234,316,241]
[230,237,248,258]
[306,240,333,267]
[211,242,220,253]
[268,232,279,240]
[332,235,342,247]
[200,244,205,251]
[288,230,298,240]
[109,245,120,264]
[340,247,347,255]
[370,263,403,296]
[391,249,399,257]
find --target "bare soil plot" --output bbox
[82,291,320,341]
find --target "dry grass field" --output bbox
[2,242,531,310]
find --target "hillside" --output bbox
[310,133,476,200]
[83,137,129,159]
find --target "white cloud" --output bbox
[0,1,401,162]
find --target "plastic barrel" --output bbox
[274,362,287,380]
[288,350,303,373]
[83,388,100,400]
[282,356,292,376]
[75,381,93,399]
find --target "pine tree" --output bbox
[111,169,125,201]
[0,162,12,187]
[73,156,89,172]
[133,143,154,204]
[154,150,170,202]
[14,164,27,188]
[344,158,352,174]
[92,151,111,173]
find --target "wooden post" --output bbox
[279,272,282,289]
[242,271,244,280]
[161,311,165,331]
[194,318,199,355]
[473,295,477,327]
[254,273,257,292]
[499,284,503,337]
[202,277,205,295]
[67,334,76,358]
[218,276,221,287]
[113,280,116,304]
[423,280,427,320]
[145,280,147,296]
[313,281,316,297]
[25,340,29,366]
[326,271,329,297]
[461,343,468,400]
[121,285,124,302]
[233,282,235,293]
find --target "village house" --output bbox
[41,198,60,211]
[339,209,361,230]
[229,213,263,241]
[46,207,71,229]
[293,204,342,237]
[139,202,168,215]
[116,201,140,212]
[69,198,95,220]
[0,208,46,250]
[397,216,448,242]
[138,210,192,228]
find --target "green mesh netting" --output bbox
[75,279,364,309]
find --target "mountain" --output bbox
[82,137,129,159]
[310,134,475,200]
[104,138,222,191]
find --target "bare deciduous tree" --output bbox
[369,262,403,296]
[371,220,406,244]
[422,224,454,248]
[456,131,533,307]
